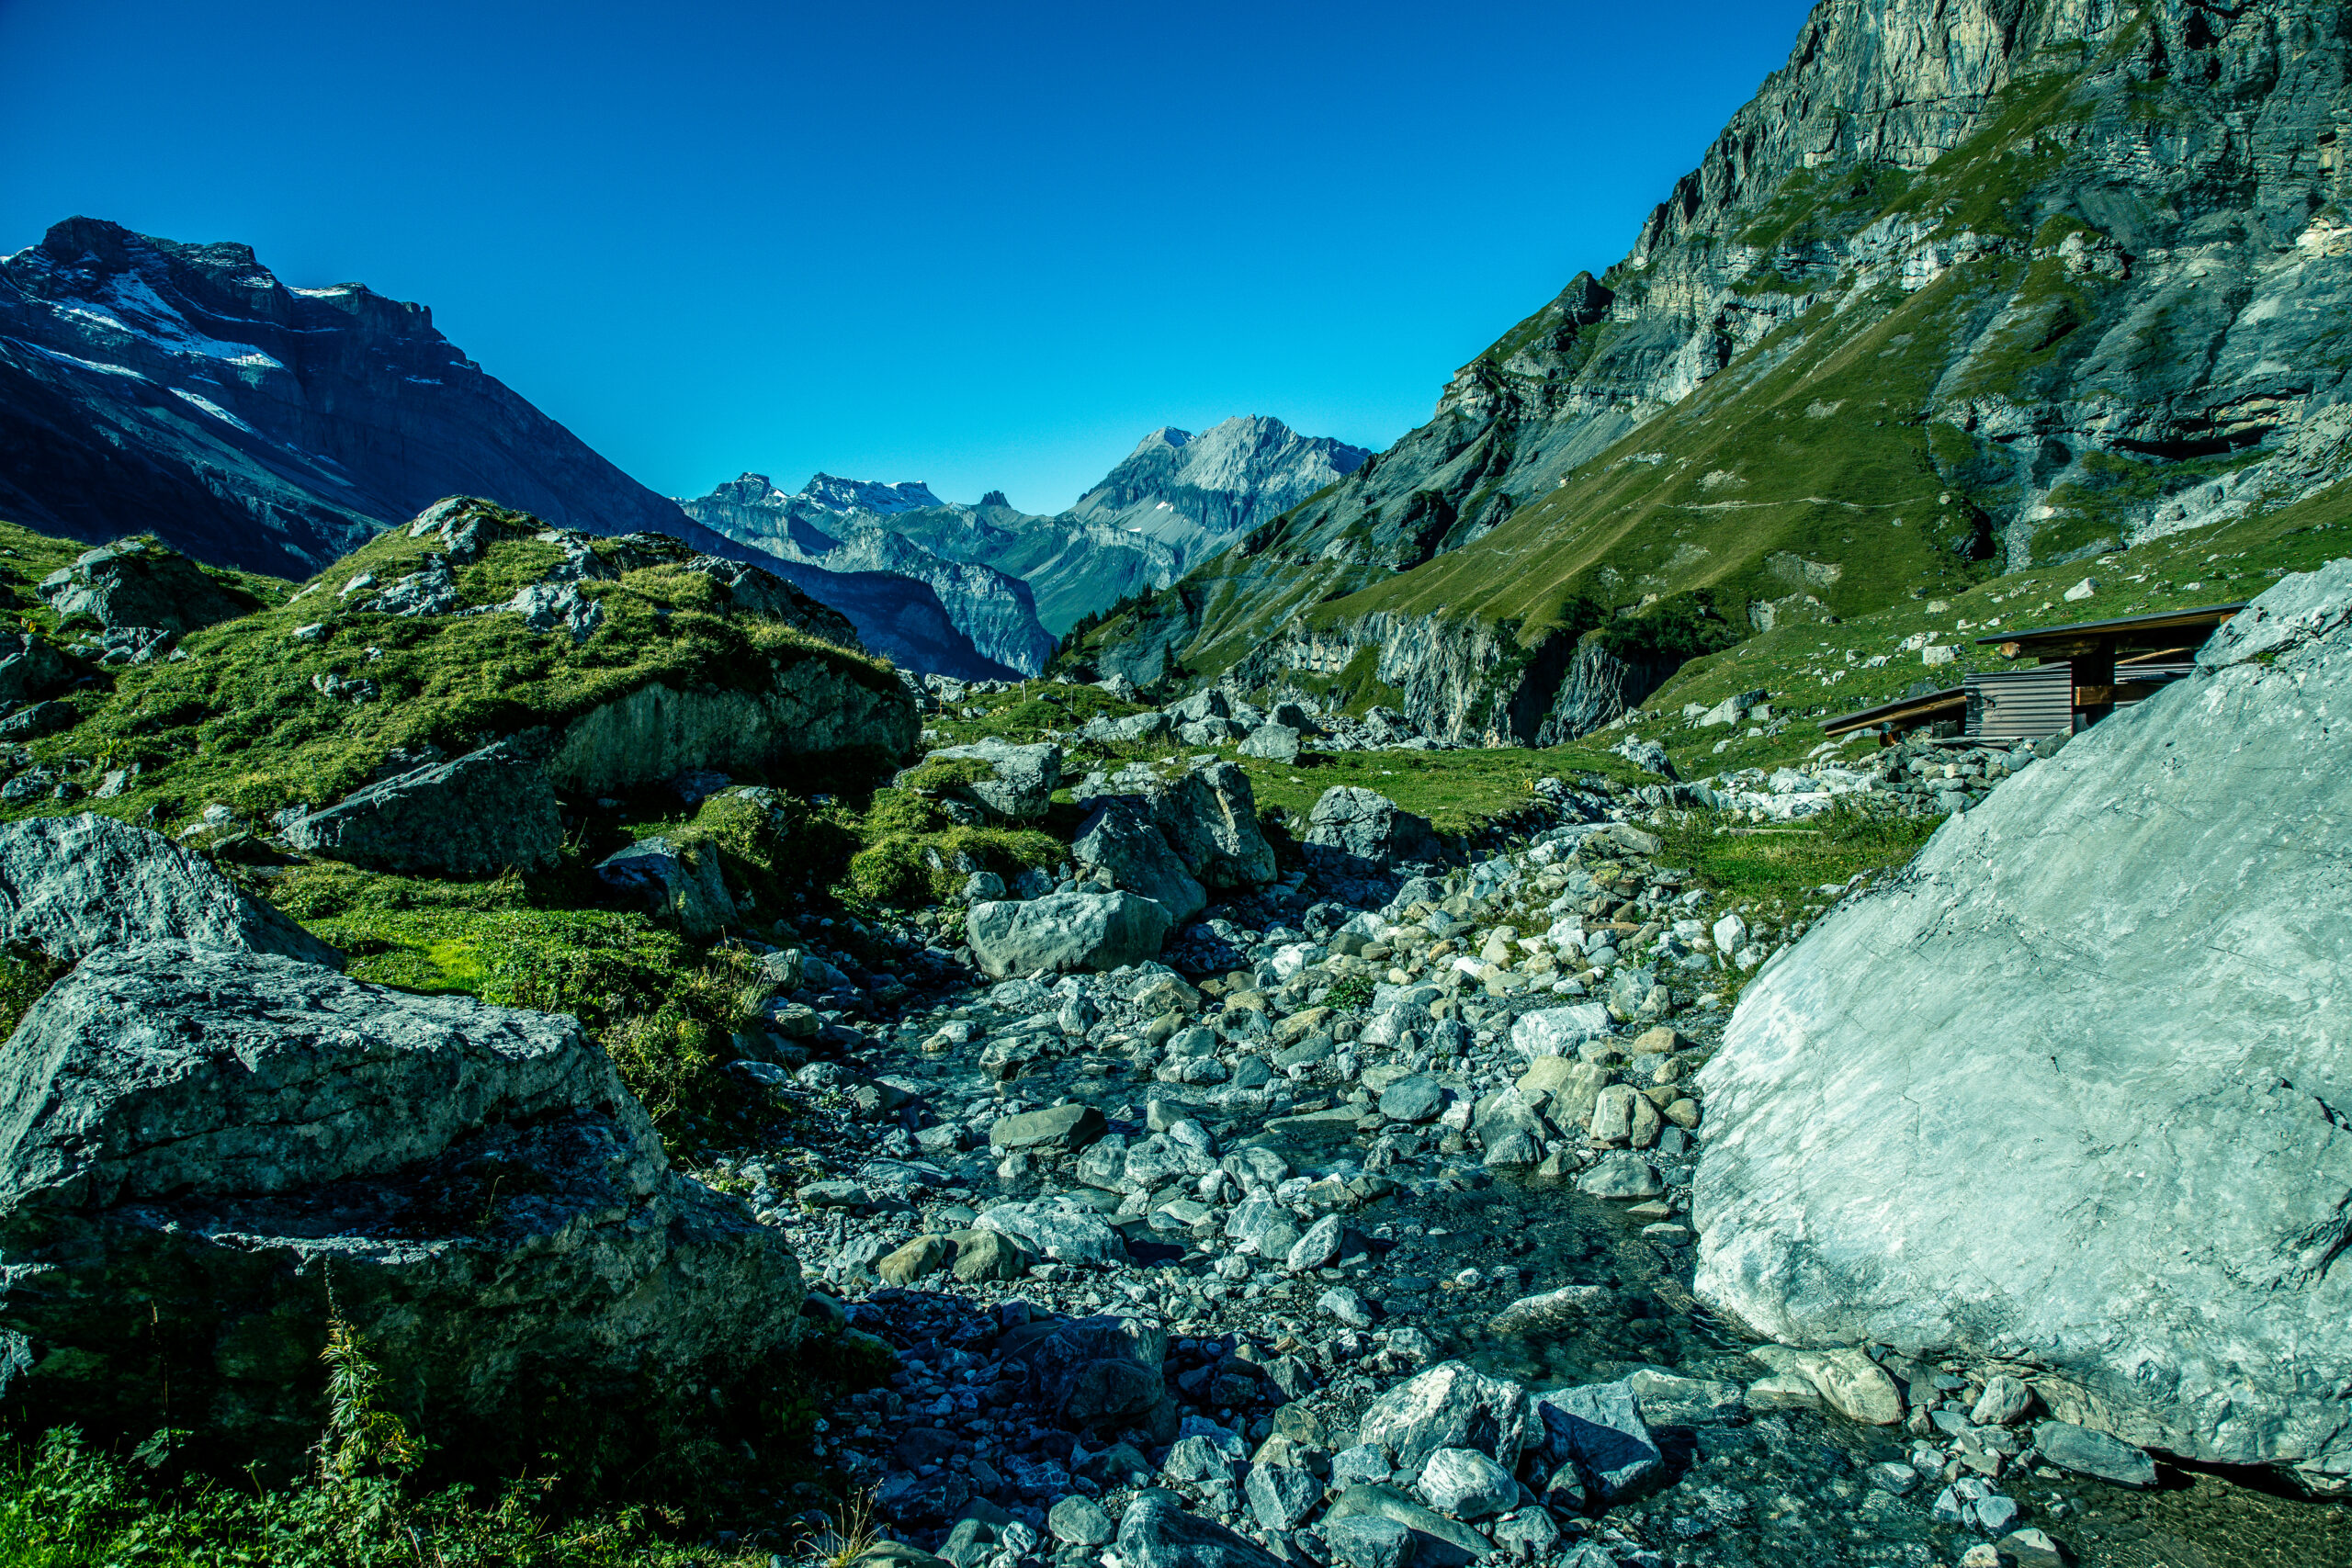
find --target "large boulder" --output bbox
[279,739,561,876]
[1153,761,1276,890]
[1306,787,1445,874]
[1116,1491,1283,1568]
[0,941,802,1470]
[1026,1314,1168,1429]
[912,739,1064,822]
[1693,560,2352,1490]
[39,537,254,638]
[594,835,740,939]
[1072,801,1207,925]
[0,634,75,706]
[0,813,339,967]
[1354,1359,1535,1474]
[967,890,1170,978]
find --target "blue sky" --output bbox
[0,0,1816,513]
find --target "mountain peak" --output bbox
[978,490,1012,509]
[798,473,944,515]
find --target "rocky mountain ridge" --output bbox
[1080,0,2352,743]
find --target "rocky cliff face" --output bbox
[1064,416,1371,574]
[1086,0,2352,737]
[680,474,1050,674]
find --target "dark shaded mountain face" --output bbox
[0,218,1014,680]
[1081,0,2352,739]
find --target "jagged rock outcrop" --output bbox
[548,669,918,795]
[0,940,803,1469]
[1692,561,2352,1490]
[279,739,563,876]
[0,813,341,966]
[39,536,255,638]
[966,891,1172,978]
[1088,0,2352,738]
[1064,418,1371,575]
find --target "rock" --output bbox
[967,891,1171,978]
[876,1235,950,1285]
[1576,1152,1662,1199]
[1029,1315,1169,1431]
[1487,1508,1560,1559]
[915,739,1063,821]
[1694,569,2352,1485]
[1244,1458,1322,1529]
[1162,1434,1238,1483]
[1322,1513,1414,1568]
[593,834,740,940]
[1114,1490,1284,1568]
[949,1228,1029,1281]
[0,813,340,967]
[1972,1373,2035,1427]
[1510,1005,1613,1061]
[0,701,73,739]
[1048,1495,1116,1547]
[1318,1286,1374,1328]
[1378,1076,1447,1123]
[39,537,251,637]
[1624,1368,1745,1427]
[1331,1444,1394,1487]
[976,1197,1130,1265]
[1355,1360,1535,1474]
[989,1103,1108,1152]
[1413,1447,1514,1518]
[0,940,802,1468]
[280,739,562,876]
[1746,1373,1821,1411]
[1287,1214,1346,1272]
[848,1544,956,1568]
[1748,1347,1905,1426]
[1073,802,1208,926]
[1516,1057,1608,1129]
[1305,787,1444,874]
[2033,1420,2157,1486]
[1322,1484,1490,1568]
[1238,724,1302,763]
[1534,1382,1660,1500]
[0,634,74,706]
[1488,1285,1611,1338]
[1154,761,1277,890]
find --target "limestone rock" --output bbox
[1305,787,1444,874]
[0,634,74,706]
[1072,801,1207,925]
[1031,1315,1168,1430]
[1694,563,2352,1485]
[989,1103,1107,1152]
[39,537,252,637]
[0,812,339,967]
[1534,1381,1660,1500]
[966,891,1170,978]
[1115,1491,1283,1568]
[594,834,740,940]
[281,739,561,876]
[975,1196,1129,1265]
[1414,1446,1514,1517]
[914,739,1063,822]
[1154,761,1277,890]
[0,940,801,1468]
[1355,1359,1534,1474]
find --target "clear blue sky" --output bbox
[0,0,1816,513]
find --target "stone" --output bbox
[1114,1491,1284,1568]
[1746,1373,1821,1411]
[1318,1286,1374,1328]
[1378,1076,1447,1123]
[966,891,1171,978]
[592,833,740,940]
[2032,1420,2157,1486]
[1153,761,1277,890]
[39,537,252,637]
[989,1103,1108,1152]
[1576,1152,1662,1199]
[281,739,562,877]
[1413,1447,1514,1518]
[1515,1057,1607,1129]
[1488,1285,1611,1338]
[1534,1381,1660,1500]
[1748,1347,1905,1426]
[1073,801,1207,925]
[1287,1214,1346,1272]
[0,813,341,967]
[1624,1368,1744,1427]
[1238,723,1302,763]
[1048,1495,1115,1547]
[1243,1457,1323,1529]
[0,940,802,1470]
[1330,1444,1395,1487]
[950,1228,1030,1281]
[1322,1513,1414,1568]
[914,739,1064,821]
[976,1197,1129,1265]
[876,1235,950,1285]
[1972,1373,2035,1427]
[1487,1508,1559,1558]
[0,634,73,706]
[1163,1434,1238,1483]
[1305,787,1445,874]
[1029,1315,1168,1431]
[1354,1360,1535,1474]
[1322,1484,1490,1568]
[1510,1005,1612,1061]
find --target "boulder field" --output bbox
[1694,560,2352,1491]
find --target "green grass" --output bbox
[1655,801,1942,907]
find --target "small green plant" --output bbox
[314,1306,421,1484]
[1325,972,1377,1010]
[814,1486,878,1568]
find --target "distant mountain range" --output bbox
[0,216,1363,681]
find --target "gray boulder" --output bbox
[1081,711,1172,745]
[989,1103,1107,1152]
[1534,1381,1660,1499]
[1116,1492,1283,1568]
[1072,801,1207,925]
[280,739,561,876]
[1029,1314,1168,1430]
[1238,723,1301,763]
[1306,787,1444,874]
[975,1196,1129,1264]
[1355,1360,1535,1474]
[0,813,339,967]
[915,739,1064,822]
[2034,1420,2157,1487]
[1165,689,1232,724]
[1323,1484,1491,1567]
[967,890,1170,978]
[594,834,740,940]
[0,940,802,1468]
[1693,560,2352,1489]
[1153,761,1277,890]
[39,537,252,638]
[0,634,74,706]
